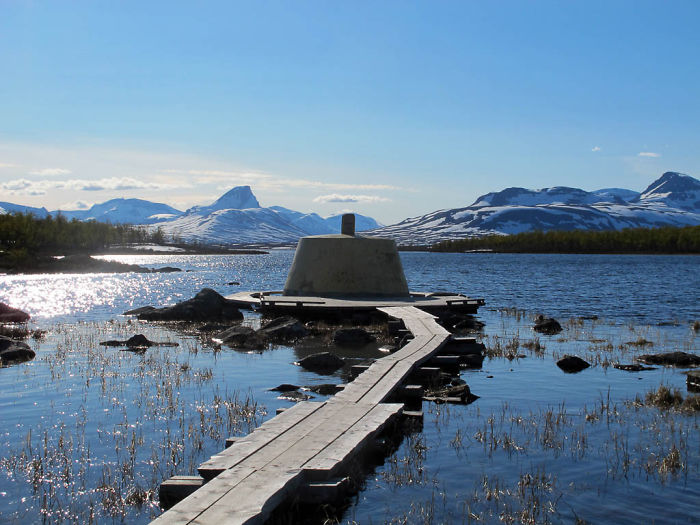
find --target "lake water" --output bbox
[0,252,698,524]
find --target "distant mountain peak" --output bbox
[636,171,700,211]
[209,186,261,211]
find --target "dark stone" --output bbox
[227,282,240,286]
[99,334,178,350]
[637,351,700,368]
[297,352,344,373]
[426,383,479,404]
[454,317,486,331]
[438,312,485,332]
[123,306,156,316]
[460,353,484,369]
[156,266,181,273]
[269,384,300,392]
[0,335,35,365]
[0,303,30,323]
[125,334,153,348]
[278,391,313,402]
[534,315,563,335]
[332,328,375,346]
[556,355,590,373]
[687,371,700,393]
[137,288,244,322]
[216,325,265,350]
[258,317,308,342]
[613,363,656,372]
[305,384,338,395]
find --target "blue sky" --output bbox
[1,0,698,223]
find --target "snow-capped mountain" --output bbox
[187,185,261,215]
[370,172,700,245]
[56,198,183,224]
[150,186,382,244]
[0,201,50,218]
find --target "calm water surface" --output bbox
[0,252,697,524]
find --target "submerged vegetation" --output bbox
[432,225,700,254]
[0,322,264,522]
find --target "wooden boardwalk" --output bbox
[153,306,450,525]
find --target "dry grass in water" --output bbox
[0,321,265,523]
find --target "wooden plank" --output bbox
[151,465,257,524]
[154,304,463,525]
[198,402,327,479]
[303,403,403,479]
[190,468,302,525]
[193,404,378,524]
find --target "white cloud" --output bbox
[0,162,19,169]
[173,169,400,192]
[58,200,92,210]
[591,146,601,152]
[29,168,71,176]
[0,177,178,195]
[638,152,660,158]
[313,194,391,204]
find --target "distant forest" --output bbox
[0,212,165,262]
[431,225,700,254]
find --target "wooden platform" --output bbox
[153,306,452,525]
[226,290,484,316]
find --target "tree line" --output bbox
[0,212,165,260]
[431,225,700,254]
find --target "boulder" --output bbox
[123,306,156,316]
[269,384,300,392]
[438,312,485,332]
[216,325,265,350]
[304,384,338,396]
[278,391,313,402]
[137,289,244,322]
[534,315,562,335]
[556,355,590,373]
[333,328,375,346]
[297,352,344,373]
[426,383,479,404]
[258,317,308,342]
[0,335,35,365]
[0,303,30,323]
[613,363,656,372]
[460,353,484,369]
[99,334,178,350]
[637,352,700,368]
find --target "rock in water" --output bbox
[215,325,266,349]
[137,288,244,322]
[556,355,590,373]
[123,306,156,316]
[258,317,308,342]
[297,352,344,373]
[613,363,656,372]
[534,315,563,335]
[99,334,178,350]
[637,352,700,367]
[0,335,35,365]
[0,303,30,323]
[332,328,376,346]
[269,384,300,392]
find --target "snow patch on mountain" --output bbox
[56,198,183,224]
[370,172,700,245]
[0,202,50,218]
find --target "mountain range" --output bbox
[1,172,698,246]
[0,185,382,244]
[370,171,700,245]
